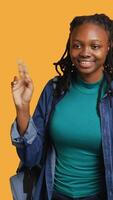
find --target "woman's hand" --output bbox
[11,62,34,109]
[11,62,34,134]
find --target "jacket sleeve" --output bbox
[11,78,54,167]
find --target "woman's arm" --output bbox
[11,63,54,167]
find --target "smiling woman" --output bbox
[11,14,113,200]
[69,23,109,82]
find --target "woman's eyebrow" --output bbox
[72,39,103,43]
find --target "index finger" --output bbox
[17,60,29,78]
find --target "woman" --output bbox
[11,14,113,200]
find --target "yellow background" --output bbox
[1,0,113,199]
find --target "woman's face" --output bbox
[69,23,110,82]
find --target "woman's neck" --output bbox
[77,71,104,83]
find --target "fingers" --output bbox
[17,60,29,79]
[14,76,19,82]
[11,60,33,91]
[17,60,33,85]
[11,76,18,87]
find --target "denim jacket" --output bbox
[11,75,113,200]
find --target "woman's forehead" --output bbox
[70,23,109,42]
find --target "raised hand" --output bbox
[11,61,34,134]
[11,61,34,109]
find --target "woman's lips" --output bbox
[78,60,95,68]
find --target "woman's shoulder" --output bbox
[45,75,61,89]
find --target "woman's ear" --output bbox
[109,41,113,49]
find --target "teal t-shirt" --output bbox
[49,75,107,198]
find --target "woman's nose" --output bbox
[79,47,91,58]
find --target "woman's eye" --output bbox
[91,45,101,50]
[72,44,81,49]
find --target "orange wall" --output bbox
[1,0,113,199]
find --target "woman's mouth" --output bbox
[78,60,95,68]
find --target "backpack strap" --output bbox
[23,165,41,200]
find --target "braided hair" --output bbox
[53,14,113,113]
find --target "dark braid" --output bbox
[53,13,113,110]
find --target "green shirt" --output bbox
[49,75,106,198]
